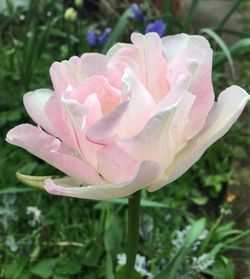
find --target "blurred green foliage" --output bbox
[0,0,250,278]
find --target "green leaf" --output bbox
[102,9,132,53]
[155,218,206,279]
[200,28,235,77]
[162,0,173,34]
[16,171,59,190]
[182,0,200,32]
[104,209,122,278]
[31,258,57,279]
[0,187,36,195]
[217,0,243,30]
[55,259,81,275]
[214,38,250,67]
[96,198,169,208]
[190,196,208,205]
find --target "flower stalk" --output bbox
[124,190,141,278]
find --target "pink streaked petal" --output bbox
[110,32,170,102]
[148,86,249,192]
[86,101,129,144]
[97,143,139,183]
[50,53,110,95]
[23,89,55,135]
[162,33,211,63]
[118,103,177,168]
[117,68,155,138]
[6,124,104,184]
[61,93,102,168]
[45,94,79,149]
[164,34,214,138]
[70,75,121,114]
[44,160,163,200]
[170,92,196,152]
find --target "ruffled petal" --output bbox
[23,89,55,135]
[50,54,110,95]
[70,75,121,114]
[148,86,249,191]
[44,160,163,200]
[110,32,170,102]
[61,93,102,167]
[117,68,155,138]
[162,34,214,138]
[45,94,79,149]
[86,101,129,144]
[118,102,177,168]
[6,124,104,184]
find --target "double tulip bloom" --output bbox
[6,33,249,200]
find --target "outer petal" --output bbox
[148,86,249,191]
[162,34,214,138]
[44,160,163,200]
[23,89,55,135]
[162,34,211,63]
[6,124,104,184]
[110,32,170,102]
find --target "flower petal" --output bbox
[6,124,104,184]
[162,33,211,63]
[44,160,163,200]
[70,75,121,114]
[61,93,102,168]
[148,86,249,191]
[97,143,139,183]
[117,68,155,138]
[162,34,214,138]
[118,102,177,168]
[45,94,79,149]
[110,32,170,102]
[86,101,129,144]
[50,54,110,95]
[23,89,55,135]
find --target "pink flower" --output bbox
[6,33,249,200]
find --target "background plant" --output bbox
[0,0,250,278]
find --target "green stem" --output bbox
[124,190,141,278]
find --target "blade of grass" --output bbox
[0,188,36,194]
[214,38,250,67]
[162,0,173,34]
[102,9,132,53]
[155,218,206,279]
[182,0,200,32]
[217,0,243,31]
[200,28,235,78]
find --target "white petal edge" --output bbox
[44,160,163,200]
[23,89,56,135]
[148,85,249,191]
[161,33,211,63]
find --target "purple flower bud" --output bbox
[86,30,97,47]
[130,3,144,21]
[98,27,112,46]
[145,19,166,37]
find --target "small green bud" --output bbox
[64,7,77,22]
[75,0,83,7]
